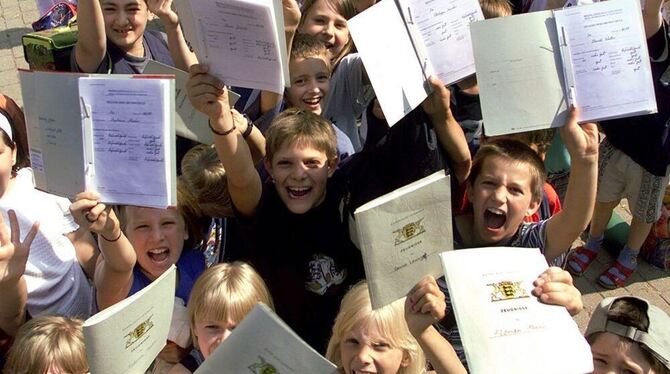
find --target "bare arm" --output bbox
[147,0,198,71]
[231,110,266,164]
[0,210,38,336]
[70,192,136,310]
[405,276,467,374]
[66,227,99,280]
[422,77,472,184]
[187,64,263,217]
[545,108,598,262]
[642,0,664,38]
[259,0,302,113]
[74,0,108,73]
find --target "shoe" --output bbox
[597,260,635,289]
[567,246,598,276]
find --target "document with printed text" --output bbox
[472,0,656,136]
[19,70,177,208]
[349,0,484,125]
[354,171,452,309]
[440,248,593,374]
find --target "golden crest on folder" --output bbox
[248,356,279,374]
[124,316,155,349]
[393,218,425,245]
[487,281,529,302]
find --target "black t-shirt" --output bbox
[235,179,364,352]
[601,23,670,176]
[231,106,449,352]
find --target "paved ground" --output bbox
[1,0,668,332]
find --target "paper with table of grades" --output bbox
[178,0,287,94]
[554,0,656,122]
[78,77,173,208]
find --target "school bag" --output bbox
[22,21,77,71]
[32,1,77,31]
[641,184,670,270]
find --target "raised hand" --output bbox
[283,0,301,34]
[147,0,179,26]
[0,210,39,284]
[405,275,446,336]
[421,76,452,121]
[532,266,583,316]
[560,106,599,162]
[187,64,231,121]
[69,191,119,240]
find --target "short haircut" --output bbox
[5,315,87,374]
[479,0,512,18]
[265,107,337,163]
[487,128,556,158]
[326,282,426,374]
[299,0,357,67]
[181,144,233,219]
[291,33,331,72]
[470,138,546,202]
[188,262,274,346]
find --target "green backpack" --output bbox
[22,23,78,71]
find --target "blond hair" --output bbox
[291,33,332,71]
[181,144,233,219]
[479,0,512,18]
[4,316,87,374]
[188,262,274,346]
[326,282,426,374]
[299,0,357,68]
[265,108,337,163]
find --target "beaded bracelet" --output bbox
[100,230,122,242]
[208,119,236,136]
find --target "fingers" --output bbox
[534,267,574,287]
[407,276,446,320]
[8,210,19,244]
[23,220,40,248]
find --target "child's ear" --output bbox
[400,350,411,368]
[526,197,541,217]
[326,157,338,178]
[264,158,274,179]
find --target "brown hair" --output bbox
[587,298,669,374]
[189,262,274,346]
[486,128,556,159]
[299,0,357,68]
[4,316,87,374]
[470,138,546,202]
[0,95,30,174]
[181,144,233,219]
[291,33,332,71]
[265,108,337,163]
[479,0,512,18]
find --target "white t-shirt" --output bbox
[0,169,92,318]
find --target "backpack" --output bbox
[22,23,78,71]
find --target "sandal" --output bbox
[566,246,598,276]
[597,260,635,289]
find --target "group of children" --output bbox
[0,0,669,371]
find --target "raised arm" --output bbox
[642,0,664,38]
[70,192,136,310]
[74,0,108,72]
[545,107,599,262]
[147,0,198,71]
[259,0,302,113]
[422,77,472,184]
[405,276,467,374]
[0,210,38,336]
[187,64,263,217]
[531,267,583,316]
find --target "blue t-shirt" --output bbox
[129,249,206,304]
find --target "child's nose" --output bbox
[321,22,335,39]
[353,345,374,365]
[492,186,507,203]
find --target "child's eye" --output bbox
[509,187,523,195]
[316,74,330,82]
[482,180,496,187]
[372,342,391,351]
[134,224,149,230]
[335,22,347,30]
[162,221,176,227]
[304,160,322,168]
[344,338,359,346]
[313,17,326,25]
[293,78,306,86]
[277,160,292,167]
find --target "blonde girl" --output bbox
[169,262,274,373]
[327,277,466,374]
[3,315,88,374]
